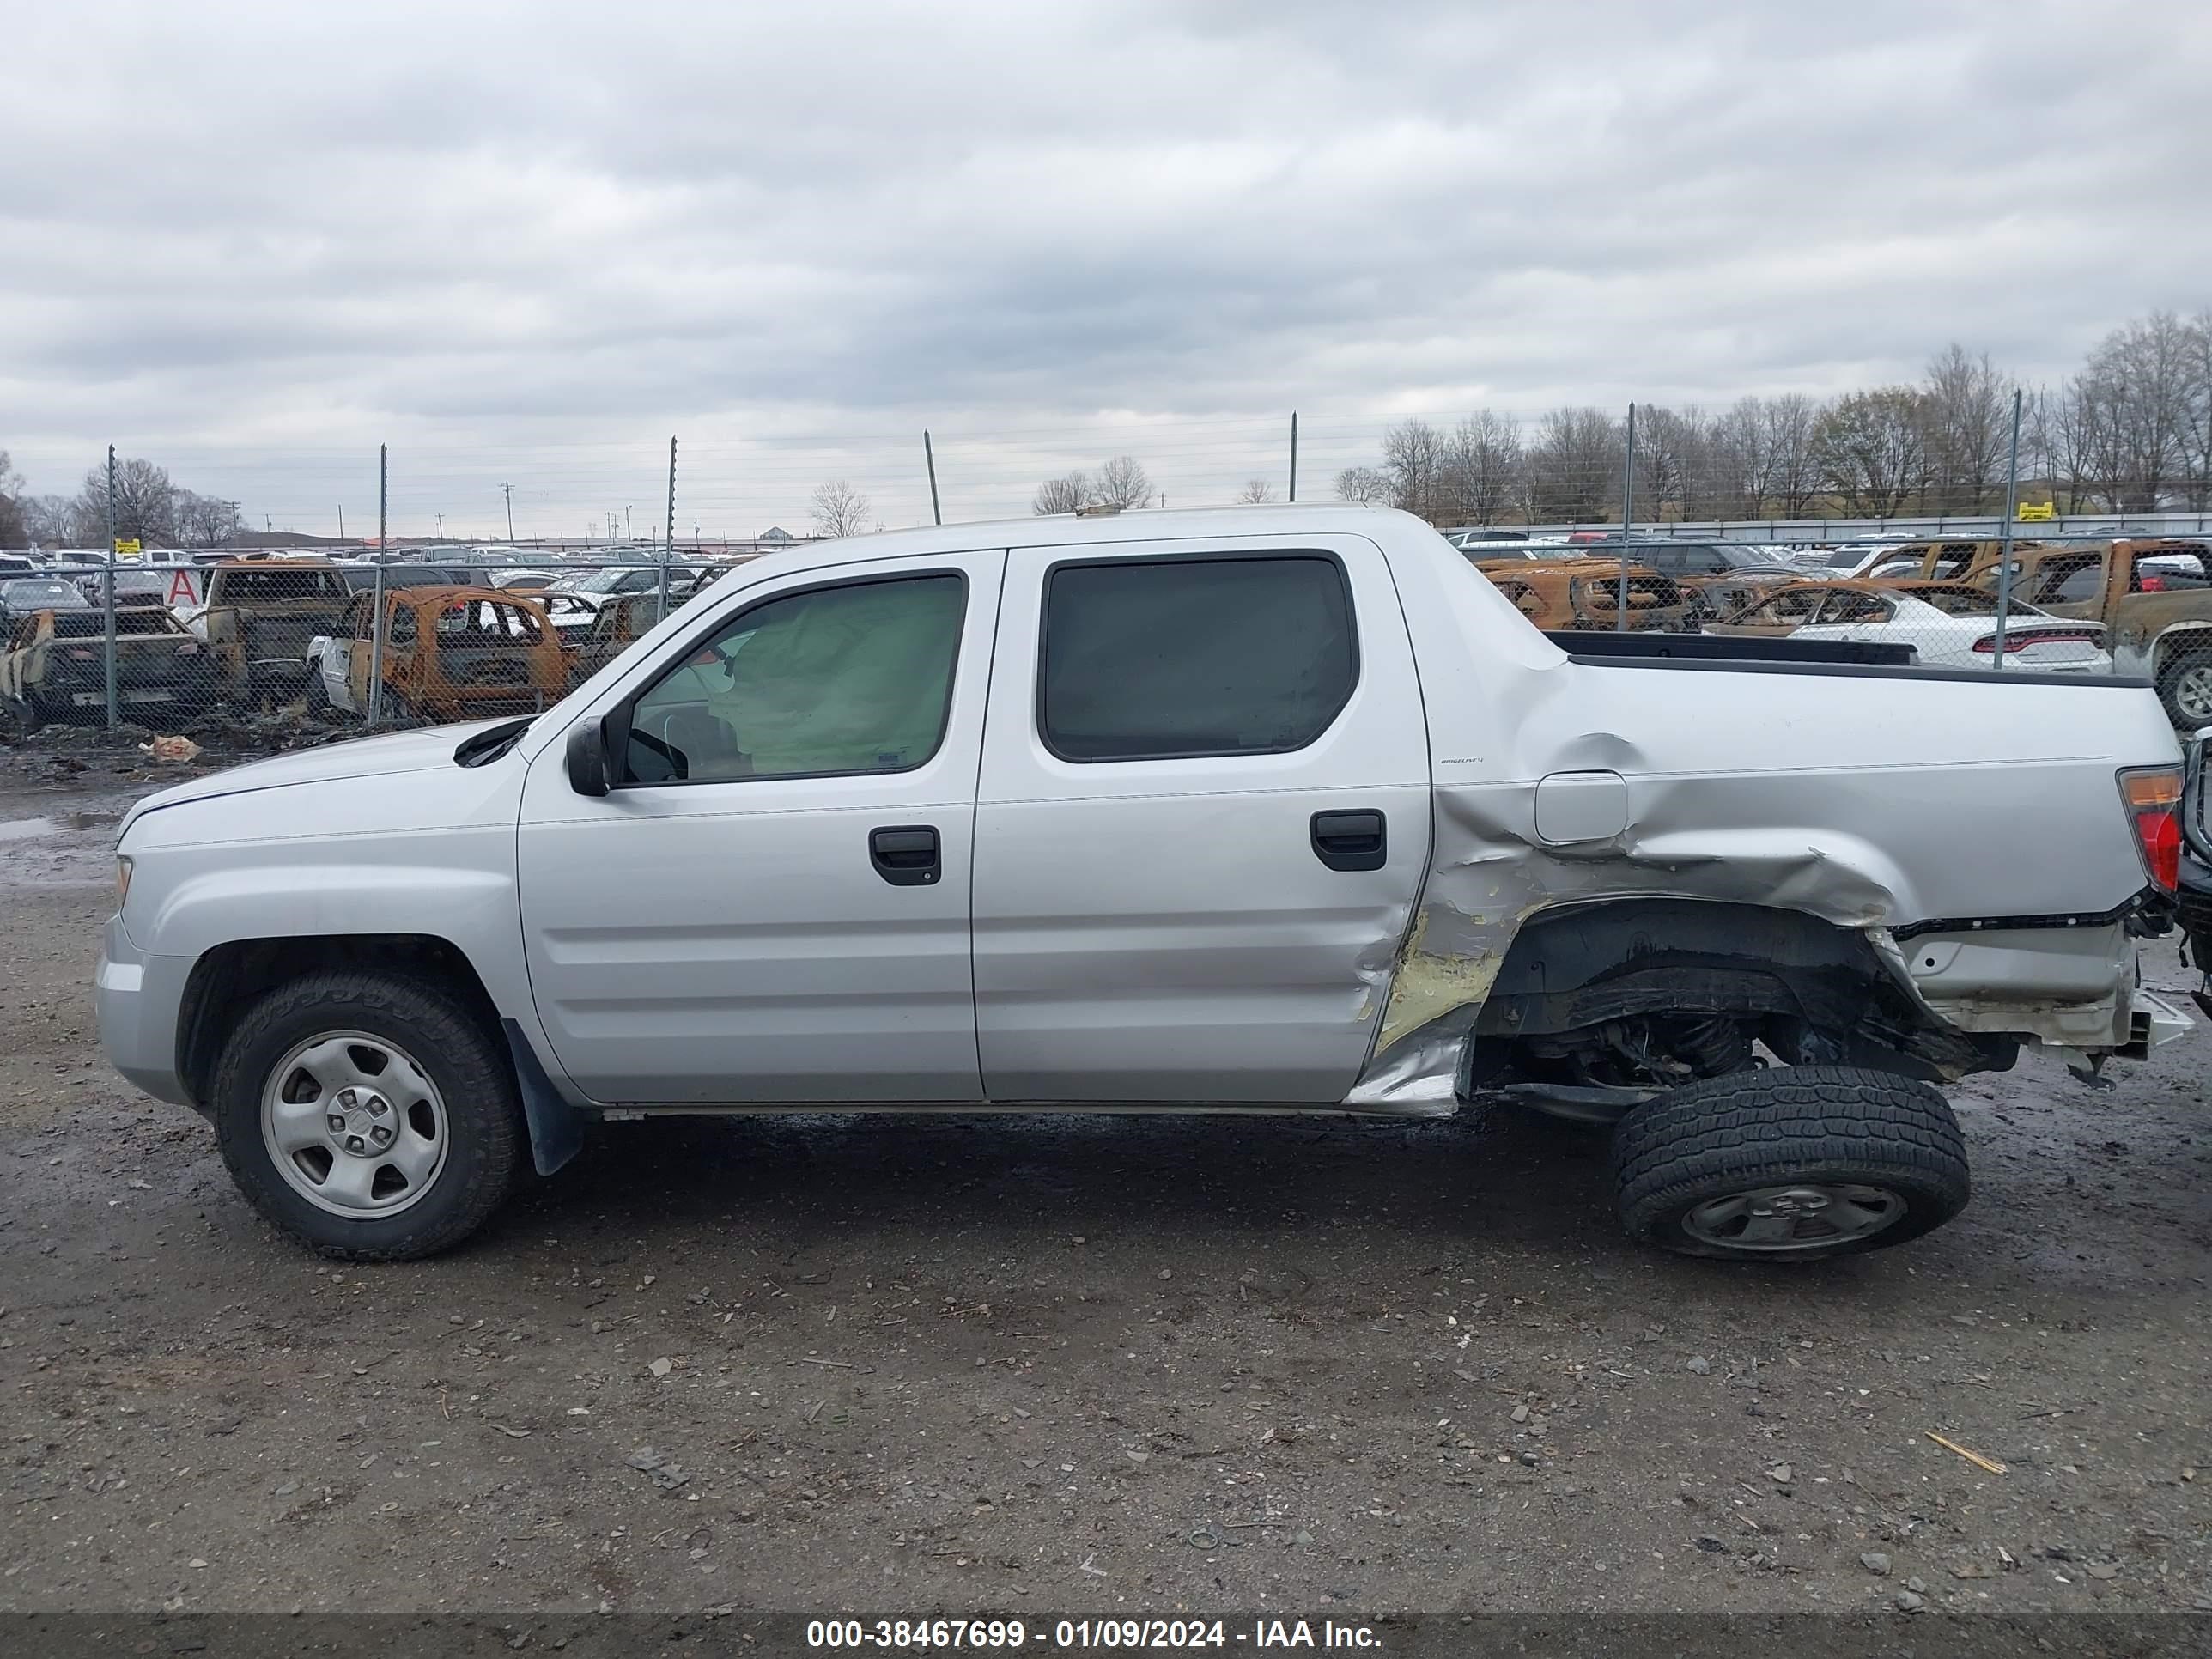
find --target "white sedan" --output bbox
[1706,581,2113,673]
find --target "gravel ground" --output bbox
[2,763,2209,1622]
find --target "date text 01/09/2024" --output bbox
[804,1618,1383,1649]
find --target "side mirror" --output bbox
[565,718,611,797]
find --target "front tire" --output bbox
[211,971,525,1260]
[1611,1065,1969,1261]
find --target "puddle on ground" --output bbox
[0,811,118,841]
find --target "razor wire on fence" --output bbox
[6,400,2212,752]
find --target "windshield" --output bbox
[216,568,348,602]
[2,580,88,608]
[562,568,634,595]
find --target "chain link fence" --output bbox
[6,532,2208,759]
[0,553,735,751]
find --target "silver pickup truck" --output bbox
[95,506,2192,1263]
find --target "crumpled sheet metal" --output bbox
[1345,763,1919,1108]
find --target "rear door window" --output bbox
[2031,555,2104,604]
[1037,556,1356,763]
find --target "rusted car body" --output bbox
[1858,539,2048,582]
[1,605,216,727]
[1475,559,1691,631]
[187,559,353,700]
[562,590,671,683]
[311,586,567,723]
[1965,542,2212,725]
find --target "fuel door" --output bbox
[1534,769,1629,846]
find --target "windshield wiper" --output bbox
[453,716,533,768]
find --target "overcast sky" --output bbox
[5,0,2209,538]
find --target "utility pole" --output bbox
[1616,403,1638,631]
[501,482,515,542]
[1289,411,1299,502]
[1990,388,2025,665]
[658,435,678,623]
[102,446,118,729]
[924,430,942,526]
[369,443,389,724]
[337,505,344,540]
[435,513,444,540]
[625,505,633,541]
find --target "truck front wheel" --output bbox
[1610,1066,1969,1261]
[210,970,526,1260]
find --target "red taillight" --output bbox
[1972,629,2100,653]
[2119,767,2183,891]
[2141,576,2166,592]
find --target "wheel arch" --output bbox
[1472,896,2013,1080]
[179,933,501,1110]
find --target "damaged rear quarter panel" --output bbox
[1347,537,2178,1102]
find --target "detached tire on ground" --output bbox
[1610,1065,1969,1261]
[211,971,526,1261]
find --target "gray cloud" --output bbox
[3,0,2208,536]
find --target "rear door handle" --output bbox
[1310,809,1387,872]
[869,823,941,886]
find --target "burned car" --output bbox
[1,605,216,728]
[306,586,567,724]
[184,559,353,702]
[1968,541,2212,726]
[562,589,674,682]
[1475,559,1692,631]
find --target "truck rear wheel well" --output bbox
[177,933,501,1109]
[1469,898,2012,1091]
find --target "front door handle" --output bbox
[870,823,941,886]
[1310,809,1387,872]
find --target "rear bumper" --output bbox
[94,913,198,1110]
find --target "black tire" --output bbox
[303,670,331,715]
[1611,1065,1968,1261]
[211,971,525,1261]
[2155,651,2212,731]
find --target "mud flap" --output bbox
[502,1018,588,1176]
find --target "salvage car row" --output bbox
[1468,535,2212,726]
[0,556,735,729]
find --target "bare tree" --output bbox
[2183,310,2212,511]
[1334,465,1389,505]
[1811,388,1929,516]
[2084,312,2194,510]
[1765,393,1826,517]
[1236,478,1276,503]
[1708,398,1779,519]
[1632,404,1710,520]
[18,495,71,546]
[1922,344,2012,512]
[1093,455,1153,510]
[1381,419,1445,521]
[70,455,179,546]
[1032,472,1089,514]
[0,451,23,548]
[808,478,872,538]
[1438,410,1522,524]
[176,491,242,547]
[1525,407,1621,522]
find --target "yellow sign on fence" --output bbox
[2015,502,2055,521]
[112,538,143,556]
